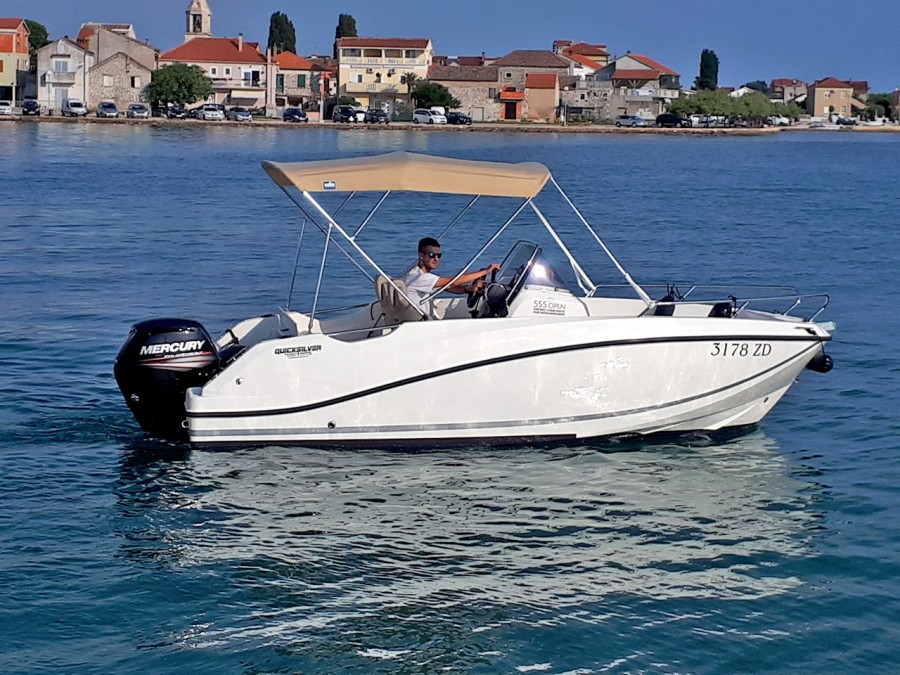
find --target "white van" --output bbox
[413,108,447,124]
[62,99,88,117]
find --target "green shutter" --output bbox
[298,75,306,88]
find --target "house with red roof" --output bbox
[570,51,682,120]
[0,18,30,101]
[806,77,866,119]
[524,72,559,121]
[158,0,274,109]
[335,37,433,113]
[553,40,609,77]
[491,50,569,120]
[273,51,320,111]
[770,78,807,104]
[160,34,270,108]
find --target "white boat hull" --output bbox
[186,316,829,446]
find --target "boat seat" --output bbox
[375,276,424,325]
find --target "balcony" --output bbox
[46,71,77,84]
[342,82,407,95]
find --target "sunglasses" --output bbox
[424,251,442,259]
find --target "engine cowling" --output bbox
[114,318,220,440]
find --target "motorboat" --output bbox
[114,151,834,446]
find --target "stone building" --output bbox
[428,64,500,121]
[273,51,315,110]
[77,24,156,107]
[88,53,153,108]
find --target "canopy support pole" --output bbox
[528,201,594,295]
[549,175,652,306]
[285,217,306,310]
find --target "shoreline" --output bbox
[4,115,899,134]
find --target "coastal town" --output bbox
[1,0,898,130]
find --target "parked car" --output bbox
[198,104,225,121]
[0,100,12,115]
[226,106,252,121]
[97,102,119,118]
[614,115,648,128]
[655,113,691,128]
[836,117,858,126]
[126,102,150,119]
[282,107,309,123]
[364,108,390,124]
[167,106,188,119]
[21,99,41,116]
[412,108,447,124]
[62,99,88,117]
[332,105,359,123]
[446,111,472,125]
[766,115,790,127]
[248,106,267,117]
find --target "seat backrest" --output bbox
[375,276,423,324]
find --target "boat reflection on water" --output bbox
[116,431,820,648]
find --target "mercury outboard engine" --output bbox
[114,318,220,440]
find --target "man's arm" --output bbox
[436,264,501,294]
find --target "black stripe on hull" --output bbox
[189,333,826,420]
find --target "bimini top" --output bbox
[261,151,551,199]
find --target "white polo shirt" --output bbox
[400,266,440,317]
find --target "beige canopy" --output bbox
[262,151,551,199]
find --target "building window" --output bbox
[297,74,306,88]
[404,50,419,59]
[131,76,141,88]
[103,75,113,87]
[841,92,847,99]
[343,48,361,58]
[53,60,68,72]
[210,66,218,76]
[505,72,512,79]
[224,67,231,76]
[353,73,363,83]
[488,87,497,98]
[823,91,831,98]
[841,106,847,114]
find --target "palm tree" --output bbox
[402,72,419,109]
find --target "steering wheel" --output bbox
[467,268,498,315]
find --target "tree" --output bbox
[267,12,296,55]
[412,82,460,110]
[742,80,769,94]
[144,63,214,107]
[333,14,357,59]
[25,19,50,74]
[866,92,893,121]
[401,71,420,109]
[694,49,719,91]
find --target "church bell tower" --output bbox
[184,0,212,42]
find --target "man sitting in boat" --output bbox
[400,237,500,318]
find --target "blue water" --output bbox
[2,123,899,673]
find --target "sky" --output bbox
[6,0,899,92]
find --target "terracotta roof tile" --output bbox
[565,53,603,71]
[627,53,677,76]
[559,75,578,90]
[613,69,660,80]
[493,50,570,68]
[812,77,852,88]
[771,78,805,87]
[273,51,314,70]
[0,18,26,30]
[526,72,558,89]
[160,37,266,64]
[338,37,430,49]
[565,42,608,57]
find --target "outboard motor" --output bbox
[114,318,220,440]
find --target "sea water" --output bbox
[2,123,899,673]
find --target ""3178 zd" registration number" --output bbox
[710,342,772,357]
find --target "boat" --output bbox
[114,151,834,447]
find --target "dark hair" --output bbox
[418,237,440,252]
